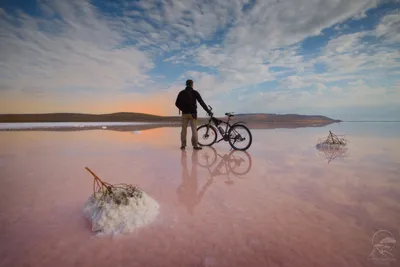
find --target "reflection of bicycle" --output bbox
[197,146,252,185]
[197,105,253,151]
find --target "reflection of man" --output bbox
[177,150,213,214]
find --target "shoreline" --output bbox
[0,121,338,132]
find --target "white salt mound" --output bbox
[83,187,159,236]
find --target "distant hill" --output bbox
[0,112,173,123]
[233,113,341,123]
[0,112,341,123]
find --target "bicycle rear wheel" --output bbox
[228,124,252,151]
[197,124,218,146]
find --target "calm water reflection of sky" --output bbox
[0,123,399,267]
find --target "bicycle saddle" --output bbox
[225,112,235,117]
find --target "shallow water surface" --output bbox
[0,123,399,267]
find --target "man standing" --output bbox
[175,79,212,150]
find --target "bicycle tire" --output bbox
[197,124,218,146]
[228,124,252,151]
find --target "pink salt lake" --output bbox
[0,123,399,267]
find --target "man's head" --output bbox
[186,79,194,87]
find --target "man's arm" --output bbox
[194,91,210,113]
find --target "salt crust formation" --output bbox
[83,167,159,236]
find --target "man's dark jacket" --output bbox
[175,86,209,115]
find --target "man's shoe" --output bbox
[180,146,186,150]
[193,146,203,150]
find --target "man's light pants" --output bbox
[181,113,198,147]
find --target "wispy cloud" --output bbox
[375,11,400,43]
[0,0,153,95]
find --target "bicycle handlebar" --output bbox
[207,105,214,117]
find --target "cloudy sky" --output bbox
[0,0,399,120]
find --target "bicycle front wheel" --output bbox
[197,124,218,146]
[228,124,252,151]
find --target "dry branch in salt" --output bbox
[315,130,348,163]
[316,130,348,149]
[82,167,159,236]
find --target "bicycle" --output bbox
[197,146,253,185]
[197,105,253,151]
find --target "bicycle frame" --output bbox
[205,115,247,144]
